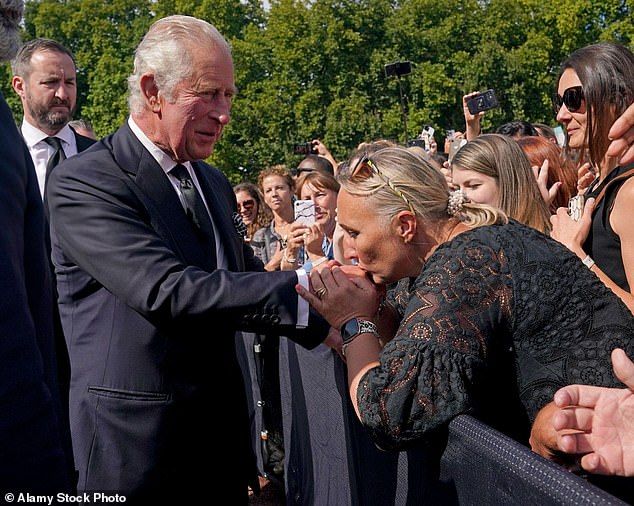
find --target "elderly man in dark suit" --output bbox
[0,0,73,494]
[47,14,328,504]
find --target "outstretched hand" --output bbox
[553,348,634,476]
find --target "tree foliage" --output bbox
[1,0,632,183]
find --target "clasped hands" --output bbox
[296,262,385,331]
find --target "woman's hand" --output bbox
[463,92,483,141]
[532,159,561,209]
[296,264,382,329]
[576,162,595,195]
[266,242,284,271]
[550,197,595,256]
[303,222,325,259]
[285,222,309,256]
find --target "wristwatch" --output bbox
[340,318,380,358]
[341,318,379,344]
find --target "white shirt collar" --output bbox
[127,116,191,176]
[21,120,74,150]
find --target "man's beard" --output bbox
[0,0,24,61]
[26,95,75,130]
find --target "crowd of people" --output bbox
[4,0,634,504]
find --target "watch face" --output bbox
[341,318,360,343]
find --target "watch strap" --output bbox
[340,318,380,358]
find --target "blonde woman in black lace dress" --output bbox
[298,145,634,500]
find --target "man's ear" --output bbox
[140,74,161,112]
[11,75,25,98]
[395,211,416,244]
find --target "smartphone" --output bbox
[553,126,566,147]
[568,195,585,221]
[467,89,499,115]
[293,142,315,155]
[448,138,468,163]
[294,199,315,225]
[422,125,435,138]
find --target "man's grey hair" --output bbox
[127,15,232,116]
[0,0,24,62]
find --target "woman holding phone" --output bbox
[550,42,634,314]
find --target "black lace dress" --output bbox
[357,219,634,452]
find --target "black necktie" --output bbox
[42,137,66,221]
[44,136,66,178]
[171,164,217,263]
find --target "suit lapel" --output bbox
[109,124,217,270]
[193,162,243,271]
[73,130,96,152]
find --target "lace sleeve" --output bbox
[357,241,513,451]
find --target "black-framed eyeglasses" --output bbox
[553,86,584,114]
[290,167,315,177]
[342,154,415,214]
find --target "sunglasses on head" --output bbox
[553,86,584,114]
[342,154,415,214]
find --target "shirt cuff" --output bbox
[295,268,309,328]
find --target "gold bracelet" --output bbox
[283,250,297,263]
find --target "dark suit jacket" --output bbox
[0,92,72,492]
[40,126,96,488]
[72,127,96,153]
[47,121,328,502]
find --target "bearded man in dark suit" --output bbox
[47,14,328,504]
[12,38,96,200]
[12,40,97,485]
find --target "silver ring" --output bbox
[314,287,327,300]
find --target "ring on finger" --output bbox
[314,287,327,300]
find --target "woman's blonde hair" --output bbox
[451,134,551,234]
[337,146,507,231]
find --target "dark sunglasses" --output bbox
[342,154,415,214]
[237,199,255,209]
[290,167,315,177]
[553,86,584,114]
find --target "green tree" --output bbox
[2,0,633,183]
